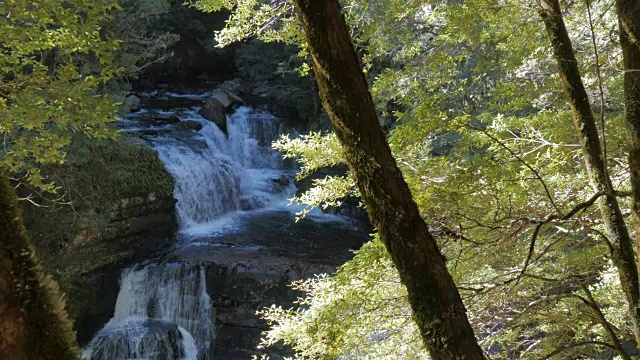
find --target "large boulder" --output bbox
[177,120,203,132]
[198,89,244,134]
[199,98,227,133]
[127,95,141,111]
[209,89,245,109]
[209,90,233,108]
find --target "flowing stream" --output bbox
[83,92,364,360]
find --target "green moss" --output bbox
[20,134,176,318]
[54,135,174,205]
[22,134,174,256]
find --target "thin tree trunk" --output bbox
[291,1,487,359]
[0,173,82,360]
[539,0,640,345]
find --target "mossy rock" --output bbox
[56,135,174,205]
[20,134,178,338]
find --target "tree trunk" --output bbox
[291,1,487,359]
[539,0,640,345]
[0,173,81,360]
[617,0,640,262]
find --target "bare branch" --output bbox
[577,281,631,360]
[516,191,608,283]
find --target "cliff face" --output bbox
[63,193,178,344]
[20,135,178,344]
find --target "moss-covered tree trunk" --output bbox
[540,0,640,345]
[0,173,81,360]
[617,0,640,257]
[291,1,486,359]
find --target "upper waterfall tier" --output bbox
[147,106,296,230]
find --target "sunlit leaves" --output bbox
[210,0,633,358]
[293,175,357,219]
[193,0,303,46]
[0,0,120,190]
[273,132,344,177]
[258,237,428,360]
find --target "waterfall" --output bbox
[156,144,243,227]
[84,264,213,360]
[111,264,214,356]
[224,107,287,169]
[82,319,197,360]
[153,106,291,229]
[84,99,297,360]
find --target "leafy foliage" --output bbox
[259,237,427,360]
[0,0,121,191]
[206,0,636,358]
[274,133,343,177]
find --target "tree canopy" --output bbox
[0,0,122,191]
[196,0,640,358]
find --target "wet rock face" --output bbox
[130,112,182,125]
[271,175,290,187]
[199,98,228,133]
[172,210,371,359]
[71,194,178,345]
[205,260,332,359]
[178,120,204,132]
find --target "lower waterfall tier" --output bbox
[83,319,197,360]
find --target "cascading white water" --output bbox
[111,264,214,356]
[155,144,243,227]
[84,264,213,360]
[85,100,295,360]
[153,106,292,229]
[224,107,287,169]
[82,318,197,360]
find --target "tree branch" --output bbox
[516,191,608,283]
[586,0,609,182]
[541,341,618,359]
[468,124,560,214]
[578,281,631,360]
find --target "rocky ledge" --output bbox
[170,210,371,359]
[20,136,179,344]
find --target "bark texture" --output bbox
[617,0,640,258]
[291,1,486,358]
[0,173,82,360]
[540,0,640,345]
